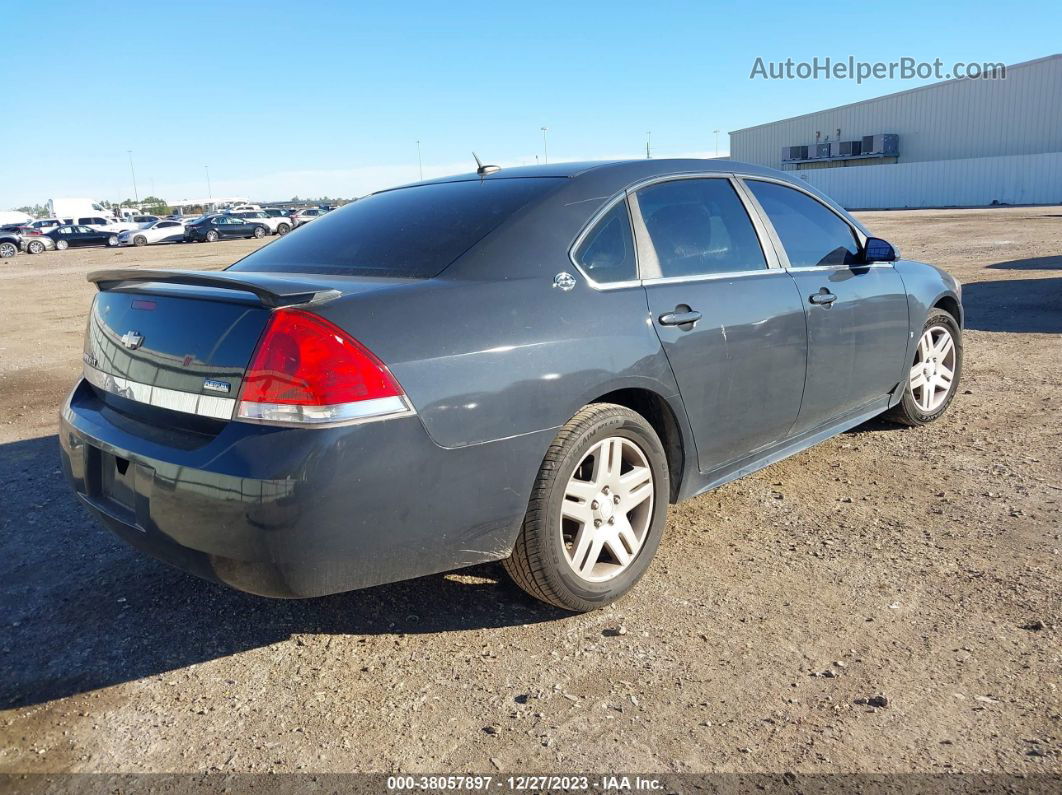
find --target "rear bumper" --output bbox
[60,379,550,597]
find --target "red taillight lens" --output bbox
[236,309,410,426]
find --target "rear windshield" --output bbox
[228,178,563,278]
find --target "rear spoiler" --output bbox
[87,269,342,308]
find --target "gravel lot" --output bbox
[0,208,1059,775]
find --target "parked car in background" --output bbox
[46,225,119,249]
[230,204,261,213]
[60,159,962,611]
[0,228,22,258]
[290,207,326,227]
[58,215,133,233]
[26,218,62,233]
[183,214,269,243]
[262,208,289,220]
[231,210,292,235]
[20,229,61,253]
[117,219,187,247]
[130,215,161,228]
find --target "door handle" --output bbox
[658,310,702,327]
[809,289,837,305]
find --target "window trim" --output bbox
[567,193,643,290]
[736,175,887,272]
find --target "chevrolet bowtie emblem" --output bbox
[120,330,144,350]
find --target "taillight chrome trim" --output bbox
[83,364,235,420]
[235,395,415,427]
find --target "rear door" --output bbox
[633,176,809,474]
[743,178,910,434]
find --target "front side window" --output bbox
[573,201,637,284]
[745,180,860,267]
[636,178,767,278]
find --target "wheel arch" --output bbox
[932,292,963,328]
[588,387,689,503]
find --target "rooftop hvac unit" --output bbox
[838,140,862,156]
[862,134,899,155]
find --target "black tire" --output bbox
[277,222,291,235]
[503,403,670,612]
[27,239,45,254]
[0,241,17,258]
[133,235,147,247]
[884,308,963,426]
[205,230,219,243]
[252,225,266,239]
[55,239,69,251]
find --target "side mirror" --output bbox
[863,237,897,263]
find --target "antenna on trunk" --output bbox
[473,152,501,176]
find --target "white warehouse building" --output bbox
[728,54,1062,209]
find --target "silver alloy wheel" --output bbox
[0,241,16,258]
[560,436,654,582]
[56,239,68,250]
[28,240,44,254]
[910,325,956,412]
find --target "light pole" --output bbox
[646,131,652,159]
[127,150,139,204]
[540,126,549,164]
[204,165,213,202]
[416,140,423,180]
[713,129,720,158]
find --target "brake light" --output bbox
[235,309,412,426]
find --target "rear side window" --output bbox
[573,201,637,284]
[230,178,563,278]
[745,180,860,267]
[636,178,767,278]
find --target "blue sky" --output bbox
[2,0,1059,208]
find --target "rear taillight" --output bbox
[235,309,413,427]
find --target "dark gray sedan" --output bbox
[60,159,962,611]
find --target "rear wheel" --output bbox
[277,222,291,235]
[885,309,962,426]
[55,239,69,251]
[252,226,266,239]
[504,403,669,612]
[0,241,17,258]
[107,235,119,247]
[205,230,219,243]
[133,235,147,246]
[26,239,45,254]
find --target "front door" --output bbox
[634,177,809,474]
[743,179,911,434]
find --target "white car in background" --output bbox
[116,219,187,246]
[291,207,326,227]
[231,210,292,235]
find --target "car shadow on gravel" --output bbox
[961,276,1062,333]
[986,255,1062,270]
[0,435,568,710]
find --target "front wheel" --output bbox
[26,240,45,254]
[133,235,147,247]
[205,230,219,243]
[885,309,962,426]
[504,403,669,612]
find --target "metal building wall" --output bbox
[794,152,1062,209]
[730,55,1062,173]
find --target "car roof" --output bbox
[395,158,788,189]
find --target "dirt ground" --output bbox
[0,207,1059,776]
